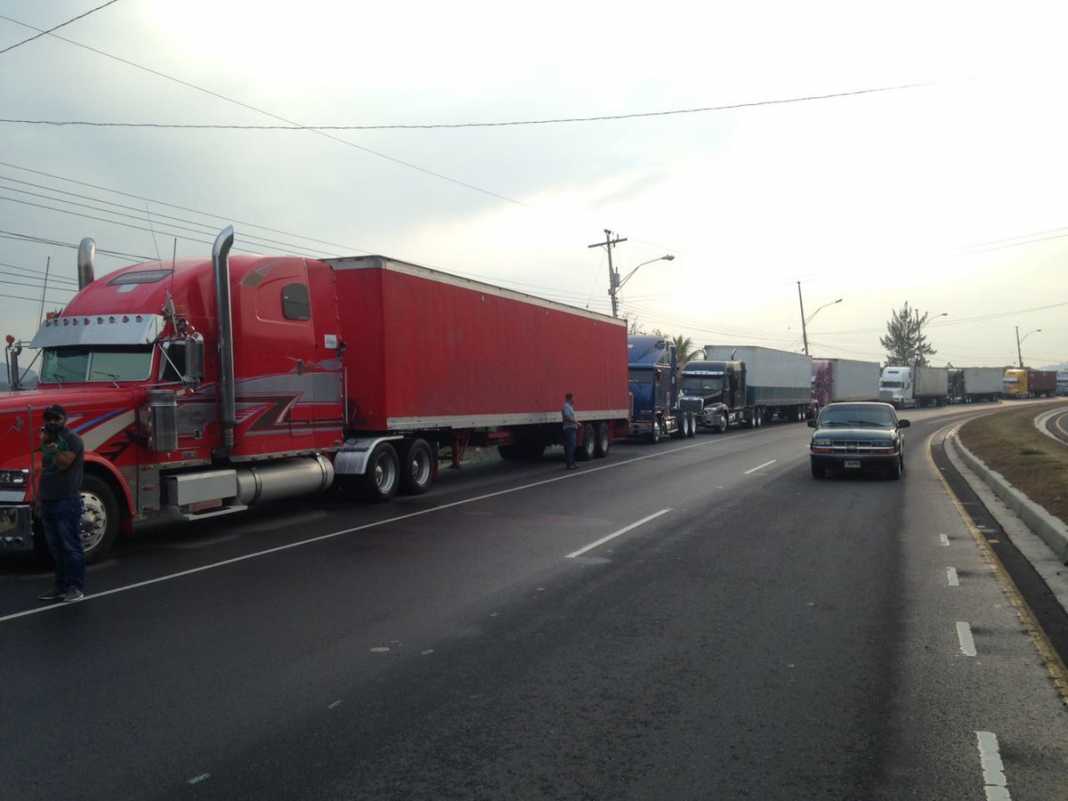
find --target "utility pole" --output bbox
[796,281,809,356]
[1015,326,1023,368]
[588,229,627,318]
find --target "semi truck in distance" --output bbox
[879,365,949,408]
[811,358,881,409]
[948,367,1004,403]
[1058,370,1068,397]
[680,345,811,431]
[1005,368,1058,399]
[0,228,631,562]
[626,335,697,442]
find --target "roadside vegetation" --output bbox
[960,403,1068,525]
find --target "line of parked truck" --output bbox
[0,227,1062,562]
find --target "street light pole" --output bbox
[797,282,809,356]
[1016,326,1042,368]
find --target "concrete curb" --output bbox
[950,432,1068,564]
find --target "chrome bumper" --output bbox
[0,504,35,552]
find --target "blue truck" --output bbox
[627,335,697,442]
[679,345,812,431]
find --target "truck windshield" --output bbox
[681,376,723,394]
[628,368,654,384]
[880,381,903,389]
[41,346,154,383]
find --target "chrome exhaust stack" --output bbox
[212,226,236,456]
[77,238,96,289]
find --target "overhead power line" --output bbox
[0,260,79,285]
[0,0,122,55]
[0,290,70,305]
[0,82,933,131]
[0,159,369,254]
[0,13,524,206]
[0,178,339,257]
[0,228,152,260]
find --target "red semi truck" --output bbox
[0,228,629,561]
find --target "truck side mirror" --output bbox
[807,418,817,428]
[898,419,911,428]
[183,336,204,384]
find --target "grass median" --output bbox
[959,402,1068,525]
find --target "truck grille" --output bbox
[829,440,893,452]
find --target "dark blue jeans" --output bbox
[563,427,577,467]
[41,497,85,592]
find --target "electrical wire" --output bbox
[0,82,933,130]
[0,0,121,55]
[0,269,77,288]
[0,260,79,285]
[0,180,339,257]
[0,291,69,305]
[0,14,524,206]
[0,160,370,254]
[0,228,151,260]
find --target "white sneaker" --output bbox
[62,589,85,603]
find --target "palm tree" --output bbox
[671,334,702,369]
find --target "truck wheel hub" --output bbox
[79,492,108,552]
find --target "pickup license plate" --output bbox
[844,460,862,470]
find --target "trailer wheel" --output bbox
[361,442,399,501]
[79,473,121,564]
[594,423,610,458]
[578,424,596,461]
[400,438,434,495]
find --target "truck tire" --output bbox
[717,415,728,434]
[361,442,400,501]
[399,438,434,495]
[811,459,825,479]
[887,454,903,481]
[498,444,521,460]
[650,419,661,444]
[578,424,596,461]
[79,473,121,564]
[594,423,610,458]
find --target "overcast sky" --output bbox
[1,0,1066,368]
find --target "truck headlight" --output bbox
[0,469,29,488]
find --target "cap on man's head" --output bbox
[43,404,66,420]
[565,392,573,400]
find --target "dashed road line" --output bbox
[328,699,342,710]
[565,508,673,559]
[957,621,978,656]
[939,534,951,547]
[743,459,777,475]
[976,731,1011,801]
[0,429,779,626]
[188,773,211,785]
[946,567,960,587]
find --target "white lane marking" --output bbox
[188,773,211,785]
[3,429,785,625]
[744,459,777,475]
[946,567,960,587]
[565,508,672,559]
[420,649,434,656]
[328,699,342,710]
[939,534,951,547]
[956,621,978,656]
[976,731,1012,800]
[369,646,390,653]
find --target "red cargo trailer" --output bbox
[0,229,630,562]
[1029,369,1058,398]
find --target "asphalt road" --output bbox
[3,402,1067,801]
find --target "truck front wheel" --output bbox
[362,442,400,501]
[80,473,121,564]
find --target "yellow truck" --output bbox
[1003,368,1029,399]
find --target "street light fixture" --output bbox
[796,281,844,356]
[805,297,843,326]
[610,254,674,318]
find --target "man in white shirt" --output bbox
[561,392,578,469]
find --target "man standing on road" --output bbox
[562,392,578,470]
[36,405,86,603]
